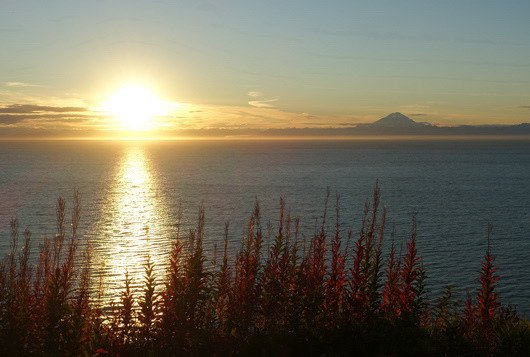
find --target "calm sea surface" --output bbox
[0,140,529,314]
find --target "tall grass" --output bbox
[1,185,529,356]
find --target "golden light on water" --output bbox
[93,145,172,303]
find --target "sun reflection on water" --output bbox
[92,144,172,305]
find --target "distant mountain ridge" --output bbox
[349,112,530,136]
[368,112,426,128]
[174,114,530,138]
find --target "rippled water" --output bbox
[0,140,529,314]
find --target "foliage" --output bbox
[0,186,529,356]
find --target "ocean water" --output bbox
[0,140,529,314]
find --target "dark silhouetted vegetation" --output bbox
[1,185,529,356]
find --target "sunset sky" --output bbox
[1,1,530,138]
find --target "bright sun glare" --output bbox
[104,85,167,131]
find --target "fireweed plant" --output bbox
[0,185,529,356]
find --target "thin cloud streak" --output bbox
[248,98,278,108]
[247,91,279,108]
[3,82,43,88]
[0,104,87,114]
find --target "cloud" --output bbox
[0,104,87,114]
[0,114,26,124]
[0,103,101,129]
[168,103,369,132]
[0,113,101,126]
[1,113,94,120]
[247,91,279,108]
[410,113,428,116]
[518,105,530,109]
[248,98,278,108]
[3,82,42,88]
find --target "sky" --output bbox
[1,0,530,138]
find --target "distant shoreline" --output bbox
[2,134,530,142]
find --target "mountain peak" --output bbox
[371,112,421,128]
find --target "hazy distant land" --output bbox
[2,111,530,140]
[230,113,530,139]
[161,112,530,139]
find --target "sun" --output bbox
[104,85,167,131]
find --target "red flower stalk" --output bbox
[325,194,347,323]
[348,184,385,318]
[476,225,500,331]
[296,191,329,328]
[399,216,420,317]
[160,216,185,343]
[381,233,401,317]
[215,222,231,328]
[261,198,292,330]
[348,201,368,314]
[232,201,262,333]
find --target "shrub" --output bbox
[0,185,528,355]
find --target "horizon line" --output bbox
[2,134,530,142]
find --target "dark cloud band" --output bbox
[0,104,87,114]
